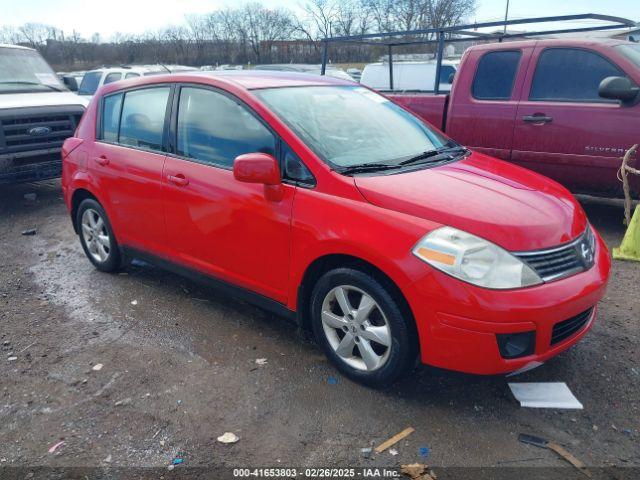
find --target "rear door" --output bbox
[512,46,638,196]
[162,85,295,303]
[91,85,171,253]
[446,46,533,161]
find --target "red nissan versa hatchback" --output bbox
[61,71,611,386]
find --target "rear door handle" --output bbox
[167,174,189,187]
[94,155,109,166]
[523,115,553,124]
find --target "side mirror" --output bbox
[598,76,639,103]
[62,75,78,92]
[448,72,455,84]
[233,153,281,185]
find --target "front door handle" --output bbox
[168,174,189,187]
[94,155,109,166]
[523,114,553,124]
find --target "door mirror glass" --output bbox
[62,75,78,92]
[233,153,281,185]
[598,76,639,103]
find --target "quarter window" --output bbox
[176,87,275,168]
[101,93,123,142]
[104,72,122,85]
[472,50,521,100]
[118,87,170,151]
[530,48,624,102]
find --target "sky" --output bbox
[1,0,638,39]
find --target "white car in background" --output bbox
[360,60,459,92]
[78,65,196,99]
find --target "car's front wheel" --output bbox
[76,198,121,272]
[310,268,416,386]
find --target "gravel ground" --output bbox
[0,180,638,479]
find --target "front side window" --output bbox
[530,48,625,102]
[104,72,122,85]
[255,86,449,168]
[78,71,101,95]
[176,87,275,168]
[472,50,521,100]
[119,87,170,151]
[101,93,123,142]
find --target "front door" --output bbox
[162,86,294,303]
[512,46,639,197]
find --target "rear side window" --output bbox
[125,72,140,79]
[104,72,122,85]
[472,50,521,100]
[102,93,123,142]
[118,87,170,152]
[176,87,275,168]
[530,48,624,102]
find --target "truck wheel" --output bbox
[76,198,121,272]
[310,268,415,387]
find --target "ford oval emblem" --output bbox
[28,126,52,136]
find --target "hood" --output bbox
[354,152,587,251]
[0,91,89,109]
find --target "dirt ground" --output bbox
[0,180,638,479]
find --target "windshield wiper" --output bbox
[334,145,469,175]
[334,163,403,175]
[397,145,469,166]
[0,81,63,92]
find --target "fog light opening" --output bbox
[496,331,536,359]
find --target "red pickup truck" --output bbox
[387,39,640,198]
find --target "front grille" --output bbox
[551,308,593,345]
[514,227,596,282]
[0,106,84,156]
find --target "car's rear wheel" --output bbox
[76,198,121,272]
[310,268,415,386]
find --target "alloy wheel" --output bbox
[321,285,391,371]
[81,208,111,263]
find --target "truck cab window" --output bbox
[472,50,521,100]
[530,48,624,102]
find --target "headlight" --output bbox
[412,227,543,289]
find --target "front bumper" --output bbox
[406,232,611,375]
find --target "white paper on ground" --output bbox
[505,361,544,377]
[508,382,583,409]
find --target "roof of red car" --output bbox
[170,70,353,90]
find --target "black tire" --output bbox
[310,267,416,387]
[76,198,121,273]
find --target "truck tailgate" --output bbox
[385,93,448,131]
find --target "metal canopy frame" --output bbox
[320,13,637,93]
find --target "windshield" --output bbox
[78,71,102,95]
[617,44,640,68]
[0,47,64,94]
[254,85,449,168]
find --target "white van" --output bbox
[0,44,88,185]
[360,60,458,92]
